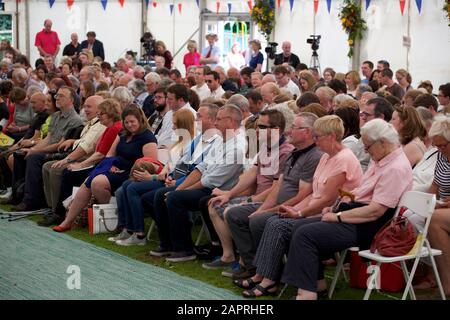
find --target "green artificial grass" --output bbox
[3,203,438,300]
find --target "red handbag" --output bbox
[370,211,417,257]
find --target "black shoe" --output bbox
[194,244,223,260]
[232,266,257,280]
[37,214,63,227]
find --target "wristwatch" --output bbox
[247,196,253,203]
[336,212,342,223]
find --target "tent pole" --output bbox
[351,0,363,72]
[24,0,30,61]
[141,0,147,59]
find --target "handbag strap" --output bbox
[99,208,118,233]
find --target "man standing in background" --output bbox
[35,19,61,58]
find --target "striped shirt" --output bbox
[433,152,450,199]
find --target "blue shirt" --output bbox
[201,45,221,69]
[115,129,157,170]
[249,52,264,69]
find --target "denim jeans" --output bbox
[115,179,164,233]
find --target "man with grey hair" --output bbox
[133,65,146,80]
[274,41,300,70]
[62,32,81,60]
[12,68,39,91]
[261,74,276,85]
[79,66,95,84]
[142,72,161,118]
[155,56,165,70]
[225,112,323,279]
[128,79,148,108]
[227,94,252,125]
[355,84,373,100]
[152,104,245,262]
[315,86,337,114]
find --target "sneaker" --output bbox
[108,229,131,242]
[115,233,146,246]
[149,246,172,257]
[202,258,238,270]
[0,188,13,204]
[37,213,63,227]
[221,262,243,278]
[165,251,197,262]
[193,244,223,260]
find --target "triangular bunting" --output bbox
[101,0,107,10]
[49,0,56,8]
[415,0,422,13]
[152,1,157,8]
[67,0,74,9]
[314,0,318,13]
[119,0,125,7]
[145,0,149,8]
[169,3,174,14]
[247,1,253,10]
[277,0,281,9]
[365,0,371,10]
[216,1,221,14]
[326,0,332,13]
[289,0,294,12]
[399,0,405,15]
[227,2,232,16]
[195,0,199,8]
[178,3,182,14]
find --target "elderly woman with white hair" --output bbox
[111,86,134,110]
[281,119,413,300]
[127,79,148,108]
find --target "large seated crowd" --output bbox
[0,20,449,300]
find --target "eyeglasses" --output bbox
[359,111,375,119]
[257,124,276,129]
[97,111,107,116]
[154,95,166,100]
[363,140,379,152]
[216,116,232,121]
[206,80,214,83]
[291,126,310,131]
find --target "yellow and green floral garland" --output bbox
[339,0,367,58]
[444,0,450,26]
[250,0,275,42]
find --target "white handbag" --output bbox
[88,203,118,234]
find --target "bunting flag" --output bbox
[277,0,281,9]
[227,2,232,15]
[326,0,332,13]
[67,0,74,9]
[365,0,371,10]
[415,0,422,13]
[289,0,294,12]
[216,1,220,14]
[195,0,199,8]
[314,0,318,13]
[101,0,107,10]
[145,0,149,8]
[178,3,182,14]
[399,0,406,15]
[247,1,253,11]
[49,0,56,8]
[169,3,174,14]
[119,0,125,7]
[152,1,157,8]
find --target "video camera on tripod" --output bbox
[140,32,156,60]
[265,42,278,60]
[306,35,321,72]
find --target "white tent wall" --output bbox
[3,0,449,91]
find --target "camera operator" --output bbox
[274,41,300,70]
[140,31,156,61]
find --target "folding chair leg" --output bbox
[195,223,206,246]
[429,255,447,300]
[146,220,156,240]
[328,249,348,299]
[400,260,416,300]
[277,283,288,299]
[363,261,381,300]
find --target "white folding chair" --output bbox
[358,191,446,300]
[328,247,359,298]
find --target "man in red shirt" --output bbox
[35,19,61,58]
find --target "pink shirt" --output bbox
[255,140,295,194]
[183,52,201,72]
[352,147,413,208]
[309,148,363,201]
[35,30,61,56]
